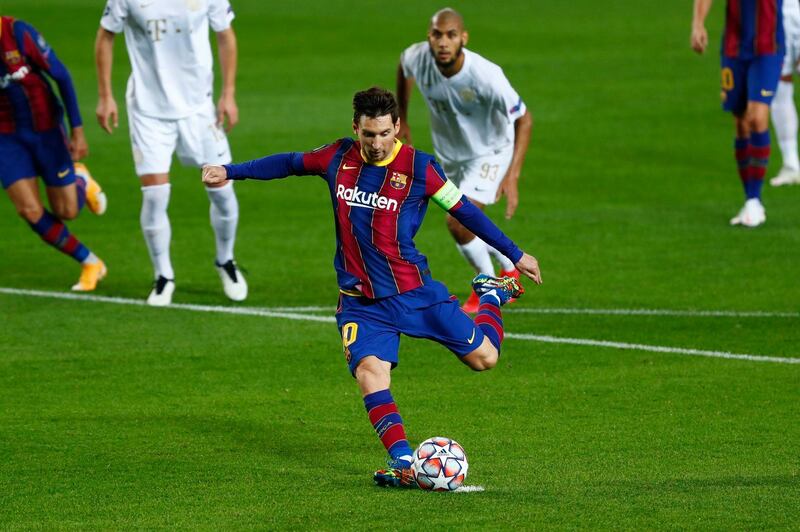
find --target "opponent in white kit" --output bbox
[771,0,800,186]
[94,0,247,305]
[397,8,533,312]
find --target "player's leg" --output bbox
[337,297,413,487]
[129,107,177,304]
[6,178,105,289]
[462,275,523,371]
[177,102,246,301]
[770,37,800,186]
[37,128,107,220]
[2,132,106,291]
[730,54,782,227]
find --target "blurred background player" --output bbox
[770,0,800,186]
[201,87,542,487]
[94,0,246,306]
[396,8,533,312]
[0,15,107,291]
[691,0,785,227]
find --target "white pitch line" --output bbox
[1,287,798,365]
[505,333,800,365]
[235,306,800,318]
[503,307,800,318]
[0,287,336,323]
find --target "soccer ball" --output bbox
[411,437,469,491]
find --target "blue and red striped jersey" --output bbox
[0,17,82,133]
[722,0,785,58]
[225,138,523,299]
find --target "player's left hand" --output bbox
[202,164,228,185]
[69,126,89,161]
[217,93,239,132]
[515,252,542,285]
[495,173,519,220]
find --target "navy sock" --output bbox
[364,389,413,461]
[474,293,504,352]
[28,210,89,263]
[746,130,770,200]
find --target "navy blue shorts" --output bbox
[720,53,783,115]
[0,127,75,189]
[335,281,485,376]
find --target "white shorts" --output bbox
[782,32,800,77]
[127,99,232,176]
[440,146,514,205]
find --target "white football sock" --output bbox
[206,181,239,264]
[771,80,800,172]
[140,183,174,280]
[81,252,99,265]
[487,244,516,272]
[457,237,494,275]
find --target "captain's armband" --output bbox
[431,180,461,210]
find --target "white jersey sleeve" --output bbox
[100,0,129,34]
[208,0,235,32]
[485,65,526,123]
[400,42,428,79]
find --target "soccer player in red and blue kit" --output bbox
[1,16,107,290]
[692,0,785,227]
[202,87,542,487]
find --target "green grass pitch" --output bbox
[1,0,799,528]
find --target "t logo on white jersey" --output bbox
[146,19,168,42]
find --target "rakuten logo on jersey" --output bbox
[0,66,30,89]
[336,185,399,211]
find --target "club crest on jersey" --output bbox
[389,172,408,190]
[4,50,21,65]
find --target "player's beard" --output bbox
[432,43,464,69]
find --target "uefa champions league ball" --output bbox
[411,437,469,491]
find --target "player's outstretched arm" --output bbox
[691,0,713,54]
[94,28,118,134]
[429,175,541,285]
[396,63,414,144]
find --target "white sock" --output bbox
[81,252,99,265]
[457,237,494,275]
[140,183,174,280]
[771,80,800,172]
[206,181,239,264]
[487,244,516,272]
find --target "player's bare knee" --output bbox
[355,356,391,394]
[15,201,43,223]
[55,203,78,220]
[463,345,498,371]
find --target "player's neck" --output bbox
[437,52,466,78]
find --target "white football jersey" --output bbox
[400,42,526,164]
[785,0,800,37]
[101,0,235,119]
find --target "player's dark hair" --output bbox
[352,87,399,124]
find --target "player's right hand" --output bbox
[691,26,708,54]
[202,164,228,185]
[515,252,542,285]
[96,96,119,134]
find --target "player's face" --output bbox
[427,19,468,68]
[354,114,400,163]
